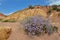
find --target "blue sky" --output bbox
[0,0,60,15]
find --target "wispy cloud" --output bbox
[48,0,60,5]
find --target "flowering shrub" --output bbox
[22,15,58,36]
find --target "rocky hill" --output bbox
[3,5,60,23]
[0,13,7,20]
[0,5,60,40]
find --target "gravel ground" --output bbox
[0,22,60,40]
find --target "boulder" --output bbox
[0,27,11,40]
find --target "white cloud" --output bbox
[48,0,60,5]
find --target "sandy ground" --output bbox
[0,22,60,40]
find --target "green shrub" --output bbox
[53,26,58,32]
[52,7,57,10]
[2,20,16,22]
[57,9,60,12]
[2,20,9,22]
[28,5,34,9]
[47,26,58,35]
[52,5,57,10]
[8,20,16,22]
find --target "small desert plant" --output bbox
[57,13,60,16]
[47,10,51,16]
[56,9,60,12]
[2,20,9,22]
[28,5,34,9]
[0,19,2,21]
[52,5,57,10]
[22,15,58,36]
[2,20,16,22]
[8,20,16,22]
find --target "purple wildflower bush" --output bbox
[22,15,58,36]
